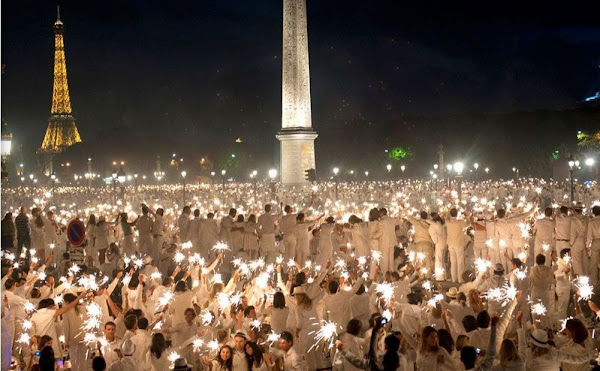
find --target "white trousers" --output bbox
[449,246,464,283]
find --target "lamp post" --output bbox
[454,162,464,201]
[473,163,479,183]
[1,125,12,183]
[485,167,489,179]
[268,168,277,201]
[333,167,339,200]
[117,167,126,202]
[446,164,453,188]
[585,158,597,181]
[400,165,406,178]
[87,157,92,190]
[181,170,187,206]
[111,170,118,205]
[134,173,138,193]
[364,170,369,178]
[568,156,579,204]
[512,167,519,181]
[221,169,226,191]
[50,172,56,199]
[386,164,392,180]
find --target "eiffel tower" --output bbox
[39,4,82,174]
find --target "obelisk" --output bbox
[276,0,317,186]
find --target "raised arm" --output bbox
[54,290,87,317]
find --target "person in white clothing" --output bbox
[446,208,470,283]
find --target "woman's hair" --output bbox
[383,335,400,371]
[39,335,53,350]
[457,292,467,306]
[499,339,519,366]
[346,319,362,336]
[420,326,439,354]
[209,283,224,299]
[368,208,379,222]
[150,333,167,359]
[248,214,256,223]
[217,345,234,370]
[437,329,454,353]
[237,215,244,223]
[63,293,79,314]
[37,299,55,310]
[92,356,106,371]
[34,213,44,229]
[38,346,56,371]
[295,293,312,309]
[273,292,286,309]
[174,280,187,292]
[87,214,97,227]
[566,318,589,345]
[455,335,469,351]
[245,341,263,368]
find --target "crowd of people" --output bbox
[1,177,600,371]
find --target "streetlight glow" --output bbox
[454,162,464,174]
[268,169,277,179]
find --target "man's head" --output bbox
[420,211,428,220]
[544,207,553,217]
[328,280,339,294]
[460,346,477,369]
[265,204,272,213]
[142,206,149,215]
[450,208,458,218]
[124,314,138,331]
[379,208,388,216]
[476,310,490,329]
[193,209,200,218]
[560,206,568,215]
[233,332,247,351]
[5,278,16,291]
[137,317,149,330]
[20,206,28,214]
[497,209,506,218]
[278,331,294,351]
[183,206,191,215]
[243,306,256,319]
[593,206,600,216]
[511,258,523,270]
[104,322,116,341]
[229,208,237,217]
[535,254,546,266]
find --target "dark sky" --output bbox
[2,0,600,175]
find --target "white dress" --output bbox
[31,308,62,358]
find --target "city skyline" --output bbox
[1,0,599,178]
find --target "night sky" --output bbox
[2,0,599,177]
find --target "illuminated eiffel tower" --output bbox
[39,4,82,174]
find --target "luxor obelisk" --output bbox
[276,0,317,186]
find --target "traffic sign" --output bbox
[67,219,86,246]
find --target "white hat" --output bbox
[143,256,153,264]
[170,358,192,370]
[293,286,306,295]
[121,339,136,355]
[529,329,549,348]
[447,287,459,298]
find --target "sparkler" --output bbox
[17,333,30,345]
[422,280,431,291]
[575,276,594,301]
[174,252,185,264]
[474,258,492,274]
[24,301,36,313]
[276,255,284,265]
[206,339,219,353]
[212,241,230,252]
[192,338,204,352]
[168,351,181,363]
[427,294,444,308]
[531,302,547,316]
[157,291,174,312]
[371,251,382,265]
[181,241,193,250]
[375,282,394,306]
[308,320,340,351]
[200,310,214,325]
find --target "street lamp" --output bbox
[446,164,453,187]
[134,173,138,193]
[473,163,479,183]
[111,170,118,204]
[386,164,392,174]
[400,165,406,177]
[221,169,226,191]
[268,168,277,200]
[117,167,126,202]
[364,171,369,177]
[454,162,464,201]
[568,156,579,203]
[181,170,187,206]
[50,172,56,199]
[512,167,519,180]
[250,171,257,198]
[333,167,339,200]
[1,125,12,183]
[585,158,598,181]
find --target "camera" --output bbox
[35,351,41,357]
[380,317,388,325]
[475,348,481,354]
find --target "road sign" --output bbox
[67,219,86,246]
